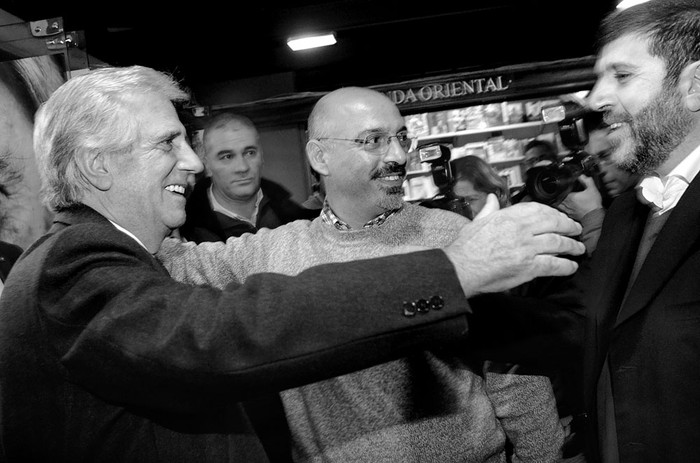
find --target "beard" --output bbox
[377,185,405,211]
[373,161,406,211]
[609,85,693,174]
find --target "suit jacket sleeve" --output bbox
[42,222,469,414]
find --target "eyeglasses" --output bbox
[315,131,414,155]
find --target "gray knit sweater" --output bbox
[158,203,564,463]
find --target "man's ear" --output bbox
[684,60,700,112]
[306,139,330,176]
[202,158,212,177]
[77,149,112,191]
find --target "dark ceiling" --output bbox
[1,0,619,94]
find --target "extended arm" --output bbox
[46,223,469,415]
[159,201,587,299]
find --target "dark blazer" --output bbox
[583,175,700,462]
[0,241,22,282]
[181,177,318,243]
[0,205,469,462]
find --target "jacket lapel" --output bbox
[615,175,700,327]
[583,191,648,410]
[586,192,647,354]
[588,191,647,319]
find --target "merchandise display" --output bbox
[402,96,574,202]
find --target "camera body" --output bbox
[416,143,473,219]
[523,104,600,206]
[524,150,598,206]
[418,144,453,192]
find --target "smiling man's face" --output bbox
[589,33,694,175]
[318,89,409,225]
[107,92,203,246]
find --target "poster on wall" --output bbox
[0,20,74,252]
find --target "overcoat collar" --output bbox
[49,204,167,273]
[50,204,112,231]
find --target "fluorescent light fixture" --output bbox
[287,33,336,51]
[617,0,651,9]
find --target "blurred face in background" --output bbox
[587,128,640,198]
[453,178,487,216]
[522,145,557,172]
[0,67,52,249]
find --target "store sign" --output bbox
[385,75,511,106]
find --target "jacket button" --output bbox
[416,298,429,313]
[403,301,417,317]
[429,295,444,310]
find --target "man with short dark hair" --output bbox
[582,1,700,460]
[180,112,315,243]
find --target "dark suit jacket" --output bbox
[583,175,700,462]
[0,205,469,462]
[0,241,22,282]
[181,177,318,243]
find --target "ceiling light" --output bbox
[616,0,651,9]
[287,33,336,51]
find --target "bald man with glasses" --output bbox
[159,86,580,462]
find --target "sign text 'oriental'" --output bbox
[386,75,511,106]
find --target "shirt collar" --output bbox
[636,144,700,216]
[108,219,149,252]
[320,199,402,230]
[208,185,263,224]
[665,143,700,184]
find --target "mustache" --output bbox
[372,162,406,179]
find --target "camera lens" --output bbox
[526,164,579,206]
[540,175,561,195]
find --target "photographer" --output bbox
[523,139,560,173]
[451,155,511,217]
[556,111,642,256]
[580,112,641,207]
[414,131,596,462]
[512,106,607,256]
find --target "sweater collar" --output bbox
[320,199,403,231]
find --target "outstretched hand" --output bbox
[443,201,585,297]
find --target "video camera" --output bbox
[523,104,601,206]
[416,143,473,220]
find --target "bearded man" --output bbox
[581,1,700,462]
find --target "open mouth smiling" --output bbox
[164,184,186,195]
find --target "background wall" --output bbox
[258,124,311,203]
